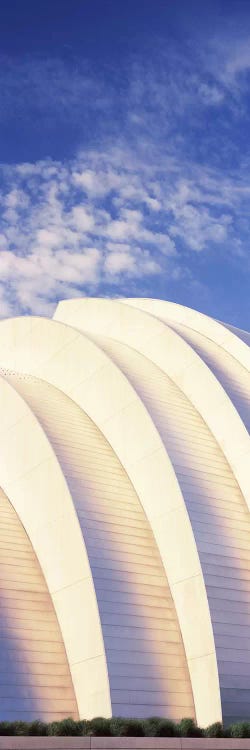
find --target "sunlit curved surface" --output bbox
[0,486,78,722]
[0,375,110,720]
[122,299,250,433]
[3,370,195,720]
[0,315,218,725]
[55,299,250,509]
[122,298,250,372]
[0,297,248,726]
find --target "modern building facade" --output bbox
[0,297,249,727]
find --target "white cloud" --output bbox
[221,38,250,82]
[169,203,232,251]
[105,250,136,276]
[205,34,250,95]
[70,205,95,233]
[198,83,224,106]
[36,229,62,249]
[0,29,249,319]
[0,152,174,315]
[0,138,247,317]
[104,245,161,278]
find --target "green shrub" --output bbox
[205,722,224,738]
[178,717,204,737]
[110,718,144,736]
[48,717,84,736]
[7,714,250,738]
[120,719,145,737]
[78,720,88,735]
[229,721,250,738]
[8,721,28,736]
[28,720,48,736]
[0,722,13,736]
[142,717,162,736]
[155,718,178,737]
[110,718,124,736]
[87,717,113,736]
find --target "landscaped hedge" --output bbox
[0,716,249,737]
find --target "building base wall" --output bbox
[0,738,249,750]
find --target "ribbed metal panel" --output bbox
[0,488,78,721]
[164,322,250,433]
[0,296,249,726]
[4,373,194,720]
[94,336,250,724]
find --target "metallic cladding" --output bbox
[0,298,248,726]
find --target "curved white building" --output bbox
[0,297,249,727]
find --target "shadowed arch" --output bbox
[0,314,221,726]
[0,375,111,719]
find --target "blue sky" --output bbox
[0,0,250,327]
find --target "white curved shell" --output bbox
[0,297,248,727]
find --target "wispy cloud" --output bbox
[207,34,250,88]
[0,28,250,318]
[0,140,248,316]
[0,57,110,124]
